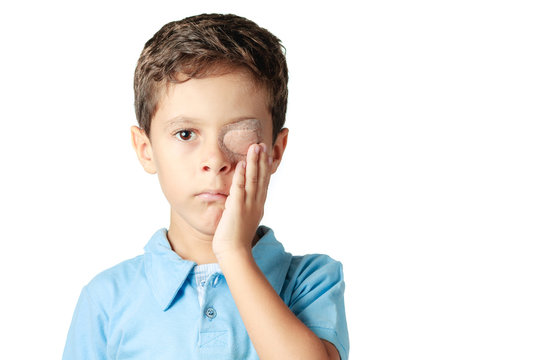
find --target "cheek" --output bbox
[154,149,195,195]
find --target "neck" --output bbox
[167,220,217,265]
[166,209,261,265]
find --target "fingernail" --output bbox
[254,145,260,155]
[260,143,267,153]
[268,156,273,166]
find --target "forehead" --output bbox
[154,69,271,128]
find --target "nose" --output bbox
[200,138,233,174]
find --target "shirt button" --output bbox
[205,307,217,319]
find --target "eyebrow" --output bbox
[165,116,200,128]
[165,116,259,128]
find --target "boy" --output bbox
[63,13,349,359]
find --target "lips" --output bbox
[195,189,229,201]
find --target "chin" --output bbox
[194,223,218,239]
[197,209,223,235]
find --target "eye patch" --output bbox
[218,118,262,162]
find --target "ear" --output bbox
[130,126,157,174]
[270,127,288,174]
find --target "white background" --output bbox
[1,0,539,359]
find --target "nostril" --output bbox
[202,163,230,173]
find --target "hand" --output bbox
[212,142,273,261]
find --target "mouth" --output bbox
[195,190,229,202]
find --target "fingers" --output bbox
[229,159,246,206]
[245,144,260,201]
[244,143,272,206]
[257,143,272,204]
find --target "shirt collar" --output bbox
[143,225,292,311]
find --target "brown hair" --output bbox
[134,13,288,144]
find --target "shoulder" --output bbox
[282,253,345,303]
[256,226,344,284]
[288,253,344,283]
[83,255,145,309]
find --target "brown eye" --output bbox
[175,130,196,142]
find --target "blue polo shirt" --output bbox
[62,225,349,359]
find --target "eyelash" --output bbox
[173,129,197,142]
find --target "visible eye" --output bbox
[174,129,197,142]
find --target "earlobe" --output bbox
[130,125,157,174]
[270,127,289,174]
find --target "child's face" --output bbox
[131,70,286,237]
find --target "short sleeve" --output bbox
[287,255,349,360]
[62,286,108,360]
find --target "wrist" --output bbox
[216,246,254,268]
[213,230,260,264]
